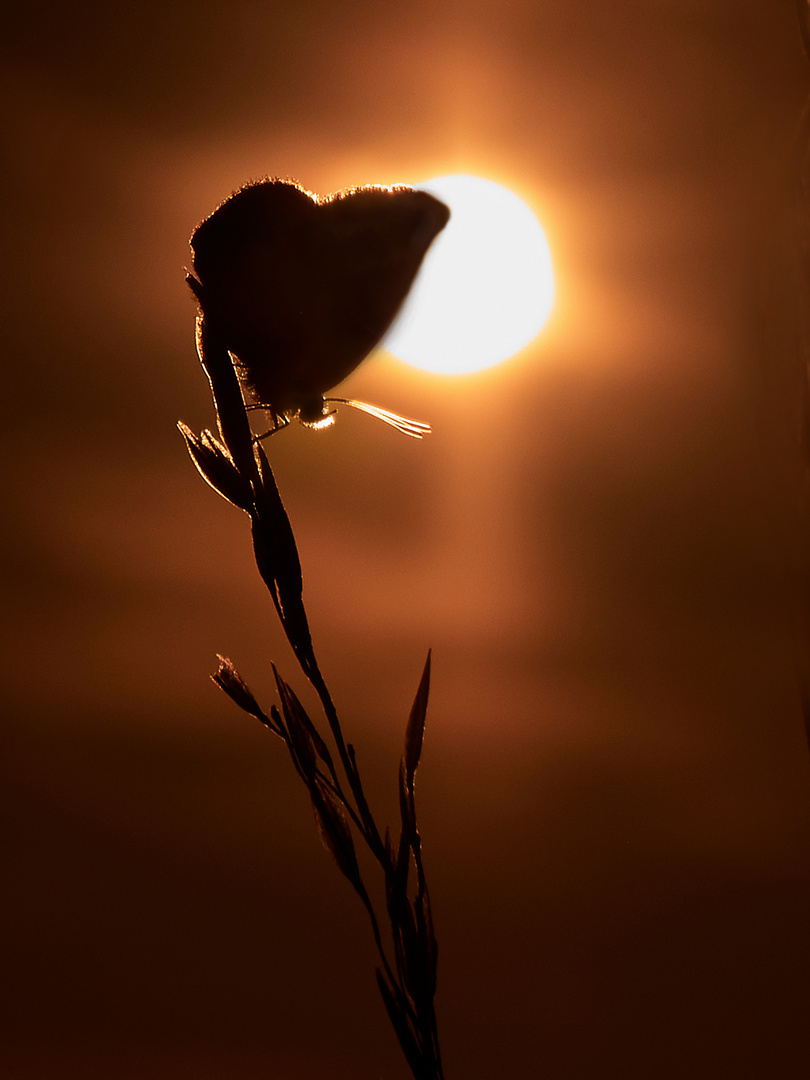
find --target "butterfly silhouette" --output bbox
[186,179,450,437]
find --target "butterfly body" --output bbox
[187,179,450,427]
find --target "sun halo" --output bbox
[382,174,554,376]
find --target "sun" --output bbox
[382,174,554,376]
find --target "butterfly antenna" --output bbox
[325,398,431,438]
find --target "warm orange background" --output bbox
[3,2,810,1078]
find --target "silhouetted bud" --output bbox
[211,656,269,722]
[178,423,252,510]
[310,777,361,889]
[404,650,431,785]
[272,667,334,773]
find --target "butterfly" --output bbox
[186,179,450,437]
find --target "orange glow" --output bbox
[3,5,808,1080]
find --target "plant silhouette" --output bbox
[179,178,450,1079]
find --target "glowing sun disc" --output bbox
[382,174,554,375]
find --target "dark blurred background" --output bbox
[3,2,810,1077]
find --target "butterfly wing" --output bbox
[295,186,449,400]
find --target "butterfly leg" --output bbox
[252,411,290,443]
